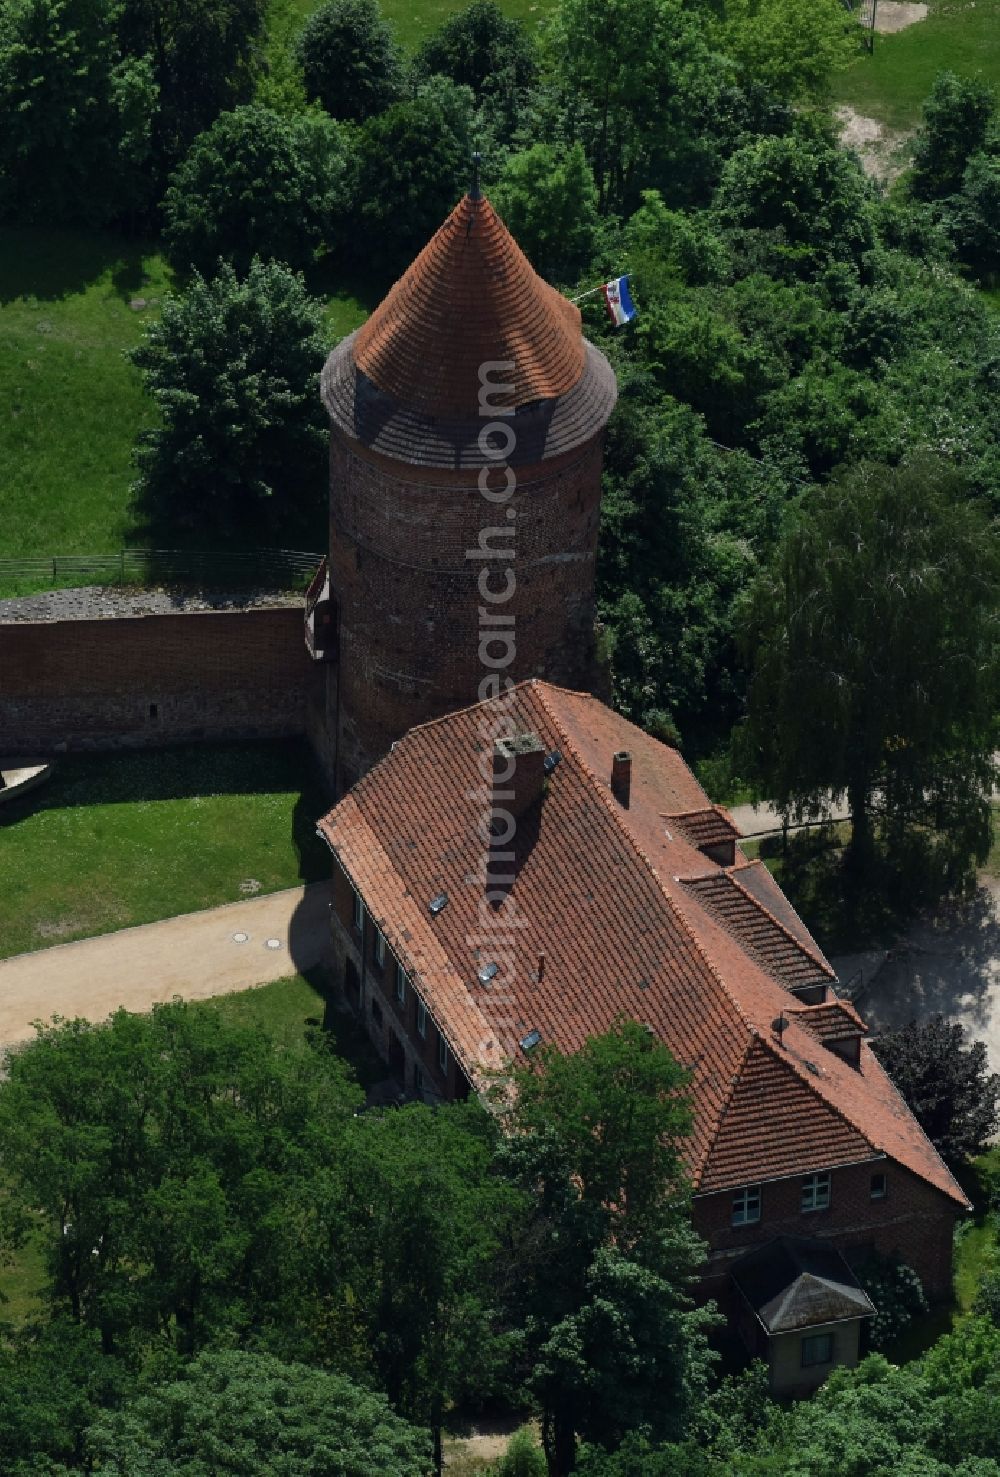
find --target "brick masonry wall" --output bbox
[0,607,321,753]
[694,1160,960,1303]
[329,859,469,1101]
[326,431,606,790]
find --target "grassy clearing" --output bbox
[835,0,1000,131]
[0,230,170,562]
[278,0,554,51]
[0,739,330,960]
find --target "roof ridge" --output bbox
[530,684,760,1079]
[726,868,837,981]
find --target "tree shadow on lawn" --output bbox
[0,739,329,877]
[0,227,170,305]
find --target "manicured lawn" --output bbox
[0,740,330,960]
[835,0,1000,130]
[0,230,170,562]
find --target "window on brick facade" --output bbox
[416,999,427,1039]
[438,1032,449,1075]
[371,997,382,1026]
[800,1332,834,1368]
[351,888,363,933]
[801,1172,831,1213]
[870,1172,887,1200]
[414,1062,424,1094]
[395,962,406,1004]
[373,928,386,970]
[731,1184,762,1227]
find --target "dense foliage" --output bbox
[163,105,353,275]
[0,1009,720,1476]
[737,456,1000,879]
[871,1015,1000,1166]
[295,0,404,121]
[129,257,329,542]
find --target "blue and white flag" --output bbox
[602,275,637,327]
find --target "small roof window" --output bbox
[477,962,498,985]
[520,1029,541,1052]
[429,892,448,916]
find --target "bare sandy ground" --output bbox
[874,0,928,32]
[0,882,330,1050]
[836,105,914,183]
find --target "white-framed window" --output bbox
[438,1031,449,1075]
[870,1172,887,1201]
[416,999,427,1039]
[731,1184,762,1227]
[373,928,386,970]
[395,961,406,1004]
[800,1332,834,1368]
[801,1172,831,1213]
[351,887,363,933]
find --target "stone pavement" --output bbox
[854,877,1000,1078]
[729,797,852,839]
[0,882,330,1052]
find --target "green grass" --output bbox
[835,0,1000,131]
[0,739,330,960]
[0,231,171,562]
[278,0,553,51]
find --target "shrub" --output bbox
[855,1254,928,1348]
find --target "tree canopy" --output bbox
[737,456,1000,880]
[163,105,353,275]
[295,0,404,121]
[871,1015,1000,1167]
[129,257,330,543]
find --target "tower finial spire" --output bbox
[470,150,482,201]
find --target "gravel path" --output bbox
[0,882,330,1051]
[0,586,302,624]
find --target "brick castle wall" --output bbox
[0,607,320,753]
[326,432,606,790]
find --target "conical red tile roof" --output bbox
[353,194,587,420]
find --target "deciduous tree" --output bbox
[295,0,403,121]
[871,1015,1000,1167]
[163,105,353,275]
[130,258,330,542]
[738,456,1000,879]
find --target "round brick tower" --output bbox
[318,190,617,791]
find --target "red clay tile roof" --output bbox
[670,806,740,851]
[681,871,836,992]
[319,195,618,470]
[317,681,968,1209]
[355,195,585,420]
[789,1000,868,1044]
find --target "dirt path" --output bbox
[728,797,852,839]
[836,105,914,183]
[0,882,329,1050]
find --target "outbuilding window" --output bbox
[801,1172,831,1213]
[801,1332,834,1368]
[731,1184,762,1227]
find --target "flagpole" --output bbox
[569,284,609,304]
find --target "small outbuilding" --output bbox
[731,1236,875,1394]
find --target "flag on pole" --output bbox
[601,275,637,327]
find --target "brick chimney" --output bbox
[611,750,632,808]
[492,733,546,833]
